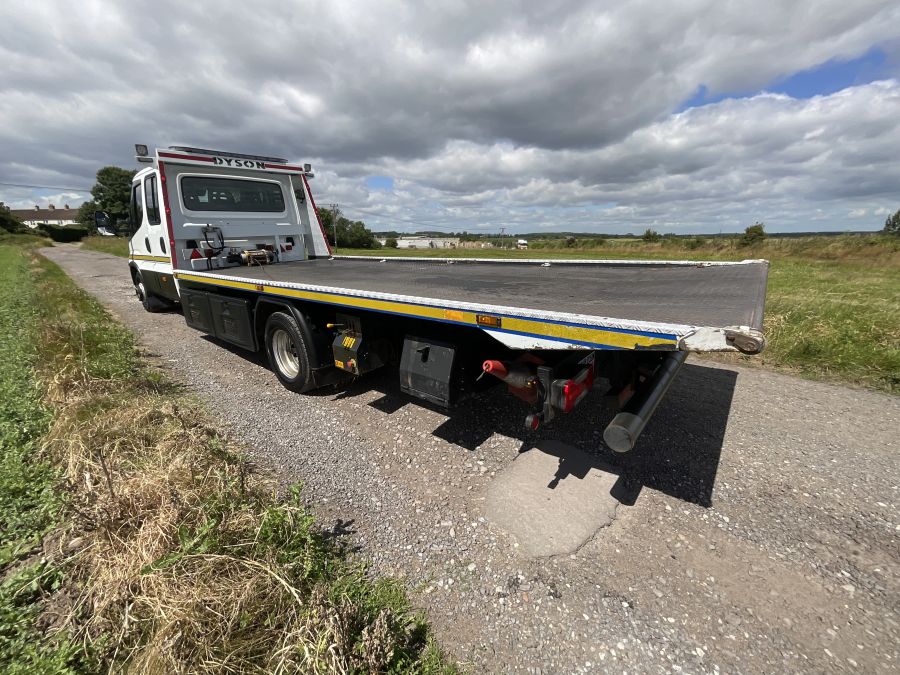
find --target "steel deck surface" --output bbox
[218,257,768,330]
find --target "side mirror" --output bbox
[94,210,112,230]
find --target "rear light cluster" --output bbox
[560,365,594,413]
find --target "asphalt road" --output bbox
[43,245,899,674]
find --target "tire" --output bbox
[265,311,314,392]
[133,270,168,313]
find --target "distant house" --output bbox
[10,204,79,228]
[457,240,495,249]
[376,236,461,249]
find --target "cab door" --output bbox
[143,173,167,262]
[140,173,178,301]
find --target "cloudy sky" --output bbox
[1,1,899,234]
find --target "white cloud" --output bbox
[1,0,899,233]
[330,81,900,232]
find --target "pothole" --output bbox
[485,440,622,557]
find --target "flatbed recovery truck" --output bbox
[104,145,768,452]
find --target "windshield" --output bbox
[181,176,286,213]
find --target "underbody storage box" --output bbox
[208,294,254,350]
[181,287,214,333]
[399,336,458,407]
[180,287,255,350]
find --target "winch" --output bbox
[226,248,276,266]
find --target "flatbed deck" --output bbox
[175,256,768,352]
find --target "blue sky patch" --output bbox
[365,175,394,190]
[679,47,891,111]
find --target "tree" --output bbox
[315,207,380,249]
[883,209,900,236]
[76,200,98,230]
[0,202,24,233]
[642,228,661,242]
[385,237,398,248]
[91,166,135,223]
[739,222,766,246]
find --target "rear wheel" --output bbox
[265,311,313,392]
[133,270,168,312]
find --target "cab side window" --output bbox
[144,175,161,225]
[130,183,144,230]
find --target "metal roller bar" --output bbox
[603,351,688,453]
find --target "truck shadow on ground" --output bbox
[198,330,736,508]
[351,361,738,508]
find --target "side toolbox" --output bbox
[208,294,255,350]
[181,287,214,333]
[180,288,255,351]
[399,336,458,407]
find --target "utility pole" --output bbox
[330,203,339,252]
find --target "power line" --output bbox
[0,181,91,192]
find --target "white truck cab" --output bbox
[113,145,331,309]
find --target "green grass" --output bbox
[0,242,85,672]
[79,235,129,257]
[339,233,900,264]
[761,260,899,392]
[0,235,458,673]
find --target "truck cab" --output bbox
[122,145,331,309]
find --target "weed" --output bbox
[0,562,84,674]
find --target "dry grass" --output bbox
[1,242,454,673]
[44,391,441,673]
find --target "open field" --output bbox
[0,236,455,673]
[346,233,900,263]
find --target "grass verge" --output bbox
[79,235,129,257]
[0,235,456,673]
[0,239,84,672]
